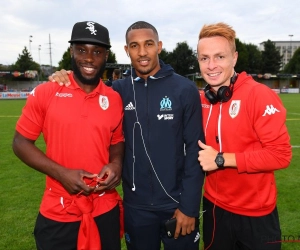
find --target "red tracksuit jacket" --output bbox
[200,72,292,216]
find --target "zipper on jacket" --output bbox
[215,105,219,144]
[145,79,154,205]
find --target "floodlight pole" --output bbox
[38,45,41,83]
[289,34,293,60]
[29,35,33,54]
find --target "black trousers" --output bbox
[203,197,281,250]
[34,204,121,250]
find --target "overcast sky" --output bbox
[0,0,298,68]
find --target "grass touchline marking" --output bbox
[0,116,20,117]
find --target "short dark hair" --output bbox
[125,21,159,44]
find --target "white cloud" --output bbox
[0,0,299,67]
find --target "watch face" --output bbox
[216,157,223,165]
[215,154,224,168]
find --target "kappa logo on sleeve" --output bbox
[30,88,36,96]
[262,105,280,116]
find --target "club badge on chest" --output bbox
[99,95,109,110]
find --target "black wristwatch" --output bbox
[215,152,225,169]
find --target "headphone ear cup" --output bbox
[204,73,236,104]
[204,85,218,104]
[217,86,233,103]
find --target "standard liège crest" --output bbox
[229,100,241,118]
[99,95,109,110]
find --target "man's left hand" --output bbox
[94,162,122,191]
[173,209,195,239]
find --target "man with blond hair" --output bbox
[197,22,292,250]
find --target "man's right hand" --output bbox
[58,168,98,196]
[48,69,72,86]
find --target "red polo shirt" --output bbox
[16,73,124,222]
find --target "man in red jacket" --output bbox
[197,22,292,250]
[12,21,124,250]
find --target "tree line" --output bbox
[159,39,300,76]
[1,39,300,82]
